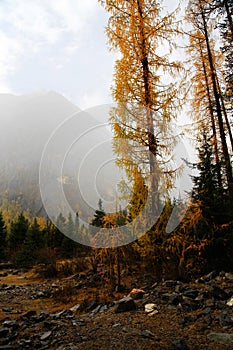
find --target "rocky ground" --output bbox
[0,266,233,349]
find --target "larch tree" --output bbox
[99,0,182,217]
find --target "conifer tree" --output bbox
[0,213,7,261]
[99,0,181,214]
[15,218,42,267]
[191,129,230,224]
[186,0,233,196]
[8,213,29,254]
[90,199,106,228]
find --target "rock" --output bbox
[32,311,49,323]
[181,296,201,311]
[2,308,13,313]
[18,276,27,280]
[21,310,37,318]
[52,309,72,319]
[163,280,177,288]
[216,312,233,327]
[122,327,159,340]
[91,304,102,315]
[162,293,180,305]
[204,299,215,308]
[3,320,18,330]
[225,273,233,280]
[112,323,121,328]
[205,270,219,281]
[114,297,136,313]
[86,300,99,311]
[0,273,8,277]
[178,316,193,328]
[140,330,159,340]
[0,328,9,338]
[172,339,189,350]
[207,333,233,345]
[204,314,212,326]
[40,331,52,341]
[70,304,81,313]
[0,262,14,270]
[99,305,108,313]
[148,309,159,316]
[145,303,157,313]
[210,286,229,300]
[183,290,199,299]
[227,296,233,306]
[128,288,145,300]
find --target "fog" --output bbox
[0,92,125,221]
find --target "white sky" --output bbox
[0,0,181,109]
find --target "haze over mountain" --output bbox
[0,92,123,221]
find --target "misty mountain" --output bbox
[0,92,124,221]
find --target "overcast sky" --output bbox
[0,0,180,110]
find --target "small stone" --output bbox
[70,304,80,313]
[172,339,189,350]
[2,308,13,313]
[148,309,159,316]
[40,331,52,341]
[0,328,9,338]
[179,316,193,328]
[205,299,215,307]
[112,323,121,328]
[204,314,212,326]
[140,330,158,340]
[225,273,233,280]
[145,303,157,313]
[3,320,18,330]
[114,297,136,313]
[227,296,233,307]
[207,333,233,345]
[21,310,37,318]
[164,280,177,288]
[162,293,180,305]
[205,271,218,280]
[211,286,229,300]
[128,289,145,300]
[0,272,8,277]
[216,312,233,327]
[183,290,199,299]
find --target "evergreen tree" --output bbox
[191,130,231,224]
[90,199,106,228]
[186,0,233,196]
[0,212,7,261]
[8,213,29,254]
[15,218,42,267]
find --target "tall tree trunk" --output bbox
[216,75,233,152]
[137,0,158,213]
[200,2,233,195]
[199,38,223,188]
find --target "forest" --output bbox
[0,0,233,288]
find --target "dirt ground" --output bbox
[0,268,233,349]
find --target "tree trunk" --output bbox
[200,2,233,196]
[137,0,158,213]
[199,38,223,188]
